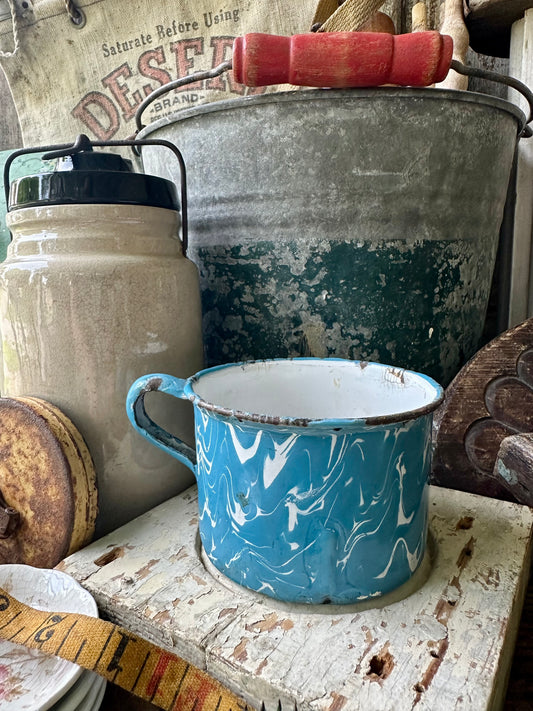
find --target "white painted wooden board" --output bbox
[58,486,533,711]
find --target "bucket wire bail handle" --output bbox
[134,37,533,139]
[135,62,232,133]
[450,60,533,137]
[3,134,190,256]
[134,0,387,130]
[134,0,385,130]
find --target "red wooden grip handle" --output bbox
[232,31,453,88]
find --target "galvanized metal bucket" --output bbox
[138,87,526,385]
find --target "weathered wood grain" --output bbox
[495,433,533,506]
[59,485,533,711]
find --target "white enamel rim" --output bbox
[185,358,444,427]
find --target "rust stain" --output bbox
[412,637,449,706]
[450,575,462,595]
[218,607,238,619]
[434,597,457,626]
[412,682,424,707]
[498,618,509,645]
[191,574,208,587]
[421,638,449,688]
[328,693,348,711]
[472,567,501,589]
[456,536,476,571]
[246,613,279,632]
[456,516,474,531]
[153,609,172,625]
[255,658,268,675]
[463,608,480,619]
[432,536,476,626]
[110,572,131,584]
[354,627,378,675]
[232,637,249,663]
[365,642,395,684]
[245,612,293,633]
[93,546,125,567]
[135,558,159,579]
[363,626,374,645]
[169,547,188,562]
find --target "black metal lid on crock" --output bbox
[8,135,179,211]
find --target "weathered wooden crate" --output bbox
[59,484,533,711]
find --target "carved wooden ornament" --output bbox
[432,317,533,504]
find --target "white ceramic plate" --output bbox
[49,671,101,711]
[50,674,106,711]
[75,677,106,711]
[85,678,106,711]
[0,564,98,711]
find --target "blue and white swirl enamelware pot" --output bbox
[126,358,443,604]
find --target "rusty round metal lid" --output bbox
[0,397,98,568]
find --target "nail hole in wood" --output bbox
[369,656,386,676]
[366,649,395,682]
[456,516,474,530]
[414,683,425,693]
[94,546,124,566]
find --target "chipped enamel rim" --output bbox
[184,358,444,428]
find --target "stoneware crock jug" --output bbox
[0,135,203,536]
[127,358,443,604]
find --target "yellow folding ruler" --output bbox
[0,586,268,711]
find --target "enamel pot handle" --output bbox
[126,373,197,475]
